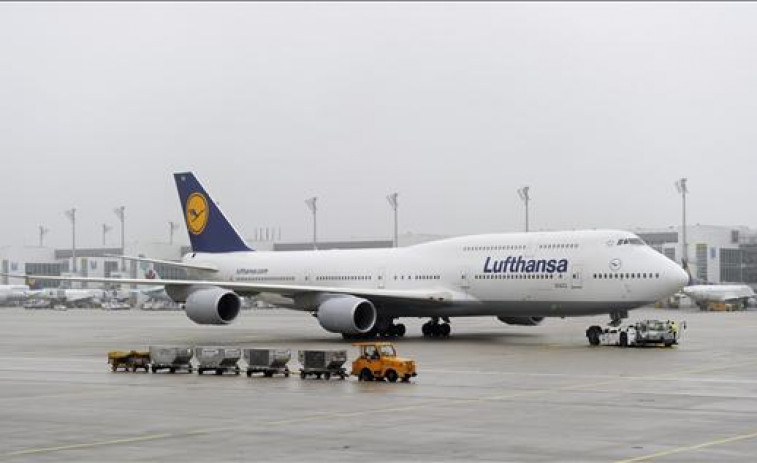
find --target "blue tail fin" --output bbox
[173,172,252,253]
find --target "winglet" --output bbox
[173,172,252,253]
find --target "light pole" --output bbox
[169,221,179,245]
[517,186,530,232]
[387,193,399,248]
[305,197,317,250]
[38,226,49,247]
[64,208,76,273]
[675,178,688,267]
[102,223,112,246]
[113,206,125,271]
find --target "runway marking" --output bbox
[2,430,212,458]
[614,429,757,462]
[4,357,757,458]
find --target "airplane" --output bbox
[683,284,755,310]
[3,172,689,339]
[0,284,34,304]
[38,288,110,308]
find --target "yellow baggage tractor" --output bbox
[108,350,150,372]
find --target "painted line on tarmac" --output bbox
[5,357,757,459]
[614,429,757,463]
[1,430,213,458]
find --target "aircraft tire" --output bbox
[441,323,451,337]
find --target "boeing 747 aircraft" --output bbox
[5,172,689,339]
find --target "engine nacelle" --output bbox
[497,316,544,326]
[316,296,377,335]
[184,287,241,325]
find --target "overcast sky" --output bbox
[1,3,756,249]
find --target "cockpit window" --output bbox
[617,238,646,246]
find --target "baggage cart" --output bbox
[298,349,348,380]
[194,346,241,375]
[149,345,194,373]
[108,350,150,372]
[243,348,291,377]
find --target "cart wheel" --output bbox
[187,366,194,373]
[215,369,223,375]
[300,371,306,379]
[402,375,411,383]
[315,373,322,379]
[246,371,252,377]
[284,371,290,378]
[340,374,346,380]
[169,367,176,373]
[263,371,272,378]
[111,365,117,372]
[324,372,331,380]
[386,369,399,383]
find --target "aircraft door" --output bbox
[459,268,472,291]
[571,264,583,289]
[377,268,386,289]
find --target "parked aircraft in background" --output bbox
[0,284,35,304]
[3,172,689,339]
[683,284,755,309]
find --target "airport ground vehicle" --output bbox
[108,350,150,372]
[149,346,194,373]
[586,319,682,347]
[351,342,417,382]
[243,348,291,377]
[298,349,348,380]
[195,346,241,375]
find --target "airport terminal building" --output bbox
[635,225,757,286]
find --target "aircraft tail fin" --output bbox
[173,172,252,253]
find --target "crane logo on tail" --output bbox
[185,192,209,235]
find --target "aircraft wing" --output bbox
[2,273,458,305]
[104,255,218,273]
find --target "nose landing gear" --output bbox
[422,318,451,338]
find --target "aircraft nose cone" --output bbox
[668,262,690,291]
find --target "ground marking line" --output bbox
[4,357,757,458]
[614,429,757,463]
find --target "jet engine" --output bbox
[184,287,242,325]
[316,296,377,335]
[497,316,544,326]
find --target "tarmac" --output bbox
[1,306,757,462]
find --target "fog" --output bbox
[1,3,756,248]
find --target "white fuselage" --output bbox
[683,284,755,304]
[181,230,688,319]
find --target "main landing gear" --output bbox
[422,317,451,338]
[342,320,406,340]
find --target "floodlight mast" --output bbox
[113,206,125,271]
[102,223,112,246]
[169,221,179,245]
[387,193,399,248]
[305,197,318,250]
[64,208,76,273]
[675,178,689,267]
[517,186,530,232]
[38,226,49,248]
